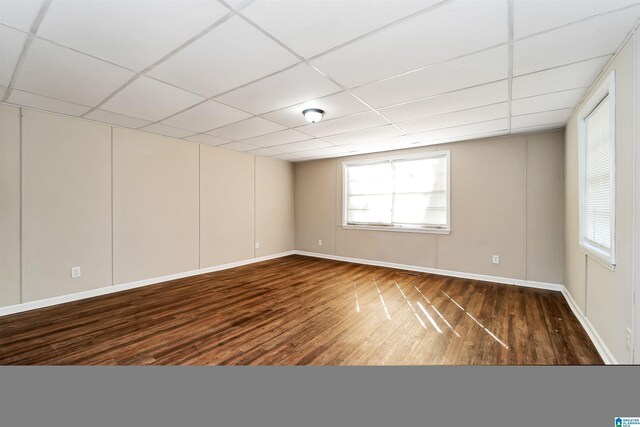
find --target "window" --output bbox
[342,151,450,233]
[579,72,616,268]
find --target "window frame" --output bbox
[341,150,451,235]
[577,71,616,269]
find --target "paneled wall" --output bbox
[295,131,565,284]
[564,30,639,364]
[0,105,294,307]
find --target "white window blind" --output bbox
[344,153,449,231]
[583,95,612,252]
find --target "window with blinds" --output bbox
[579,72,615,266]
[343,152,450,233]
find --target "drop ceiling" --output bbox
[1,0,639,162]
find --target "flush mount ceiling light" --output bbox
[302,108,325,123]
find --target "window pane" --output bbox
[584,95,611,250]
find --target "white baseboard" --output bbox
[561,286,618,365]
[0,250,295,317]
[294,250,563,291]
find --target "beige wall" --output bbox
[22,110,113,302]
[0,107,294,307]
[113,128,200,284]
[295,131,564,284]
[564,34,637,364]
[200,145,255,267]
[255,156,294,257]
[0,104,21,306]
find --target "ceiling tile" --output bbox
[352,46,508,108]
[0,26,27,86]
[511,88,587,116]
[239,129,312,148]
[297,111,388,138]
[101,76,204,121]
[261,91,369,128]
[15,38,135,106]
[148,16,299,97]
[513,0,639,39]
[218,141,260,152]
[311,0,507,88]
[323,125,405,145]
[272,139,333,153]
[513,6,640,75]
[242,0,438,58]
[399,102,508,134]
[511,123,565,134]
[37,0,229,71]
[343,135,418,152]
[272,153,305,161]
[511,108,574,129]
[161,100,251,133]
[141,123,195,139]
[8,89,92,116]
[0,85,6,99]
[246,147,282,157]
[185,133,230,146]
[0,0,43,31]
[208,117,285,141]
[295,145,360,158]
[84,109,152,129]
[512,56,609,99]
[215,63,341,114]
[380,80,509,123]
[225,0,252,11]
[411,118,509,144]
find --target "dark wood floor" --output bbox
[0,255,602,365]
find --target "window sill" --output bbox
[580,243,616,271]
[341,224,451,235]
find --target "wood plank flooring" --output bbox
[0,255,603,365]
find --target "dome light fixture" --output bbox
[302,108,325,123]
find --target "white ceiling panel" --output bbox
[37,0,229,71]
[215,63,341,114]
[141,123,195,139]
[380,80,509,123]
[242,0,438,59]
[352,46,508,108]
[0,0,43,31]
[84,109,153,129]
[513,6,640,75]
[511,122,566,134]
[323,125,404,146]
[208,116,285,141]
[344,135,418,151]
[246,147,282,157]
[297,111,388,138]
[512,56,609,99]
[8,89,92,116]
[412,118,509,144]
[272,152,305,161]
[311,0,507,88]
[185,133,230,146]
[513,0,639,39]
[148,16,299,97]
[399,103,508,134]
[511,108,574,129]
[239,129,312,148]
[0,26,27,86]
[272,139,333,153]
[261,91,369,128]
[162,100,251,133]
[14,38,135,106]
[101,76,204,121]
[218,141,260,152]
[511,88,588,116]
[295,145,360,158]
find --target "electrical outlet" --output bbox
[71,266,81,278]
[492,255,500,265]
[626,328,632,350]
[255,242,260,249]
[318,239,323,246]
